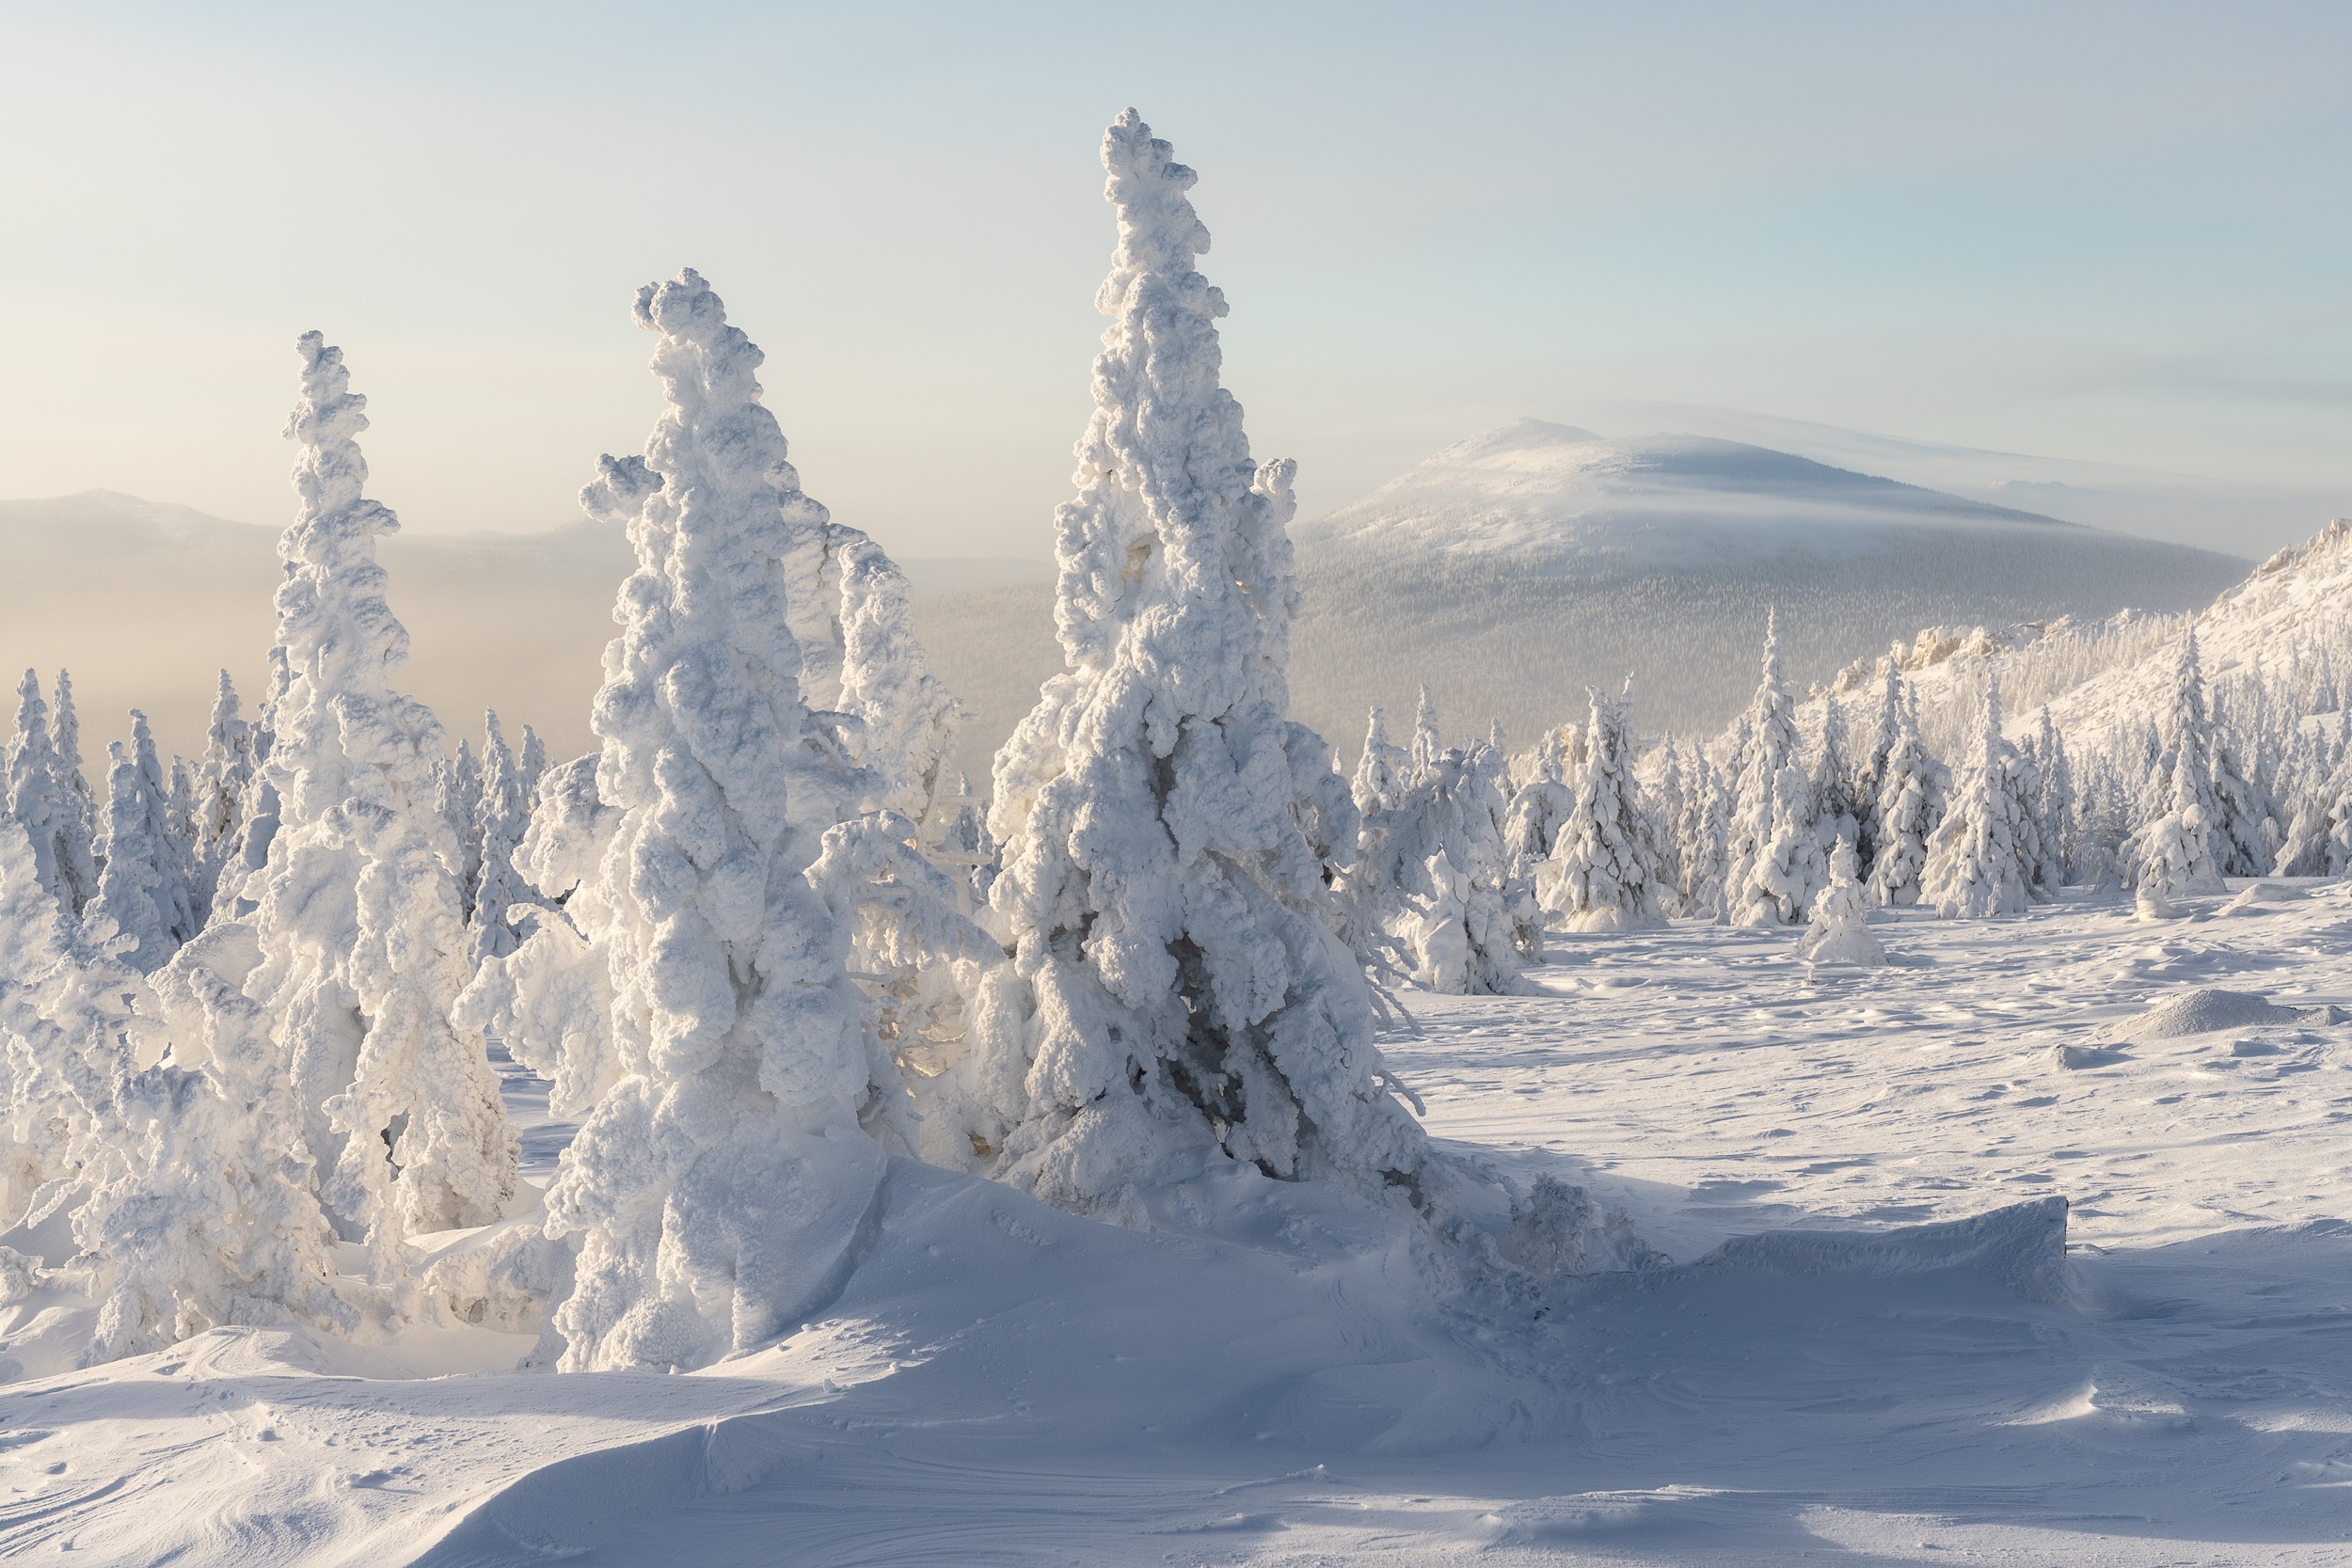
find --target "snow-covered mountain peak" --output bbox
[1300,418,2070,569]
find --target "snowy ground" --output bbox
[8,881,2352,1565]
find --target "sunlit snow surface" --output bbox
[10,882,2352,1564]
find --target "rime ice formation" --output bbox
[466,713,532,966]
[7,673,78,918]
[1352,706,1410,816]
[1797,835,1886,966]
[164,335,512,1279]
[835,534,969,837]
[963,111,1428,1221]
[466,270,883,1373]
[1922,676,2036,919]
[1725,611,1820,926]
[1541,683,1662,931]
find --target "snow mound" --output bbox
[2126,988,2344,1039]
[1684,1196,2073,1306]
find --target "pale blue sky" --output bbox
[3,1,2345,553]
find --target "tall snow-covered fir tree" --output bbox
[466,711,533,967]
[1408,684,1444,784]
[193,671,258,926]
[1541,683,1662,930]
[1921,676,2036,918]
[7,672,82,918]
[2122,631,2227,904]
[162,334,512,1278]
[1865,664,1946,907]
[1724,611,1820,926]
[835,533,970,839]
[47,671,98,916]
[961,111,1428,1223]
[1353,706,1410,816]
[461,271,887,1372]
[1355,744,1538,993]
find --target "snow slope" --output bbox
[8,879,2352,1563]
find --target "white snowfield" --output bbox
[6,879,2352,1565]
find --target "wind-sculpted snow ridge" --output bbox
[462,270,890,1374]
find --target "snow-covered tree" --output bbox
[1921,677,2034,918]
[1809,691,1863,860]
[7,672,80,917]
[164,333,512,1281]
[1351,706,1409,816]
[460,271,885,1372]
[2026,706,2072,895]
[1540,684,1662,930]
[1725,610,1820,925]
[466,712,533,967]
[192,671,257,925]
[1408,684,1444,784]
[1676,744,1729,921]
[2121,633,2227,906]
[47,671,98,916]
[1356,744,1539,991]
[835,533,969,837]
[1796,835,1885,966]
[441,737,485,922]
[87,739,177,970]
[957,112,1430,1224]
[1865,667,1945,907]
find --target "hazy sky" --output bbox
[4,2,2347,555]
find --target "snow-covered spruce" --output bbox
[47,671,99,916]
[1725,610,1821,926]
[1921,675,2037,919]
[2121,632,2227,909]
[1356,743,1540,993]
[1539,683,1662,931]
[461,271,886,1372]
[961,112,1433,1222]
[835,533,970,840]
[1352,706,1410,816]
[165,334,512,1281]
[1796,834,1886,967]
[192,671,258,927]
[1864,660,1946,907]
[7,671,86,920]
[466,712,533,967]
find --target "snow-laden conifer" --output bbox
[1676,745,1729,921]
[192,672,257,926]
[1866,666,1945,907]
[1540,684,1662,930]
[163,334,511,1275]
[835,533,969,837]
[2121,633,2227,904]
[1725,611,1819,925]
[1796,834,1885,966]
[461,271,884,1372]
[87,739,177,970]
[2026,707,2072,895]
[1351,706,1408,816]
[1408,684,1444,784]
[959,112,1429,1221]
[466,712,533,967]
[1922,677,2035,918]
[7,672,79,917]
[1810,692,1863,861]
[47,671,98,915]
[1357,744,1539,991]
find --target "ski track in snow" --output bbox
[8,882,2352,1564]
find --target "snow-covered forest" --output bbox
[8,109,2352,1562]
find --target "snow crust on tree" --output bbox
[1796,834,1886,966]
[956,111,1429,1223]
[1864,662,1946,907]
[1922,676,2036,919]
[1725,611,1820,926]
[462,270,884,1372]
[7,672,83,919]
[1356,744,1538,993]
[192,671,257,927]
[47,671,99,917]
[835,534,970,837]
[1352,706,1410,816]
[1408,684,1444,784]
[1539,684,1661,931]
[467,712,533,967]
[2121,632,2227,908]
[162,334,512,1288]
